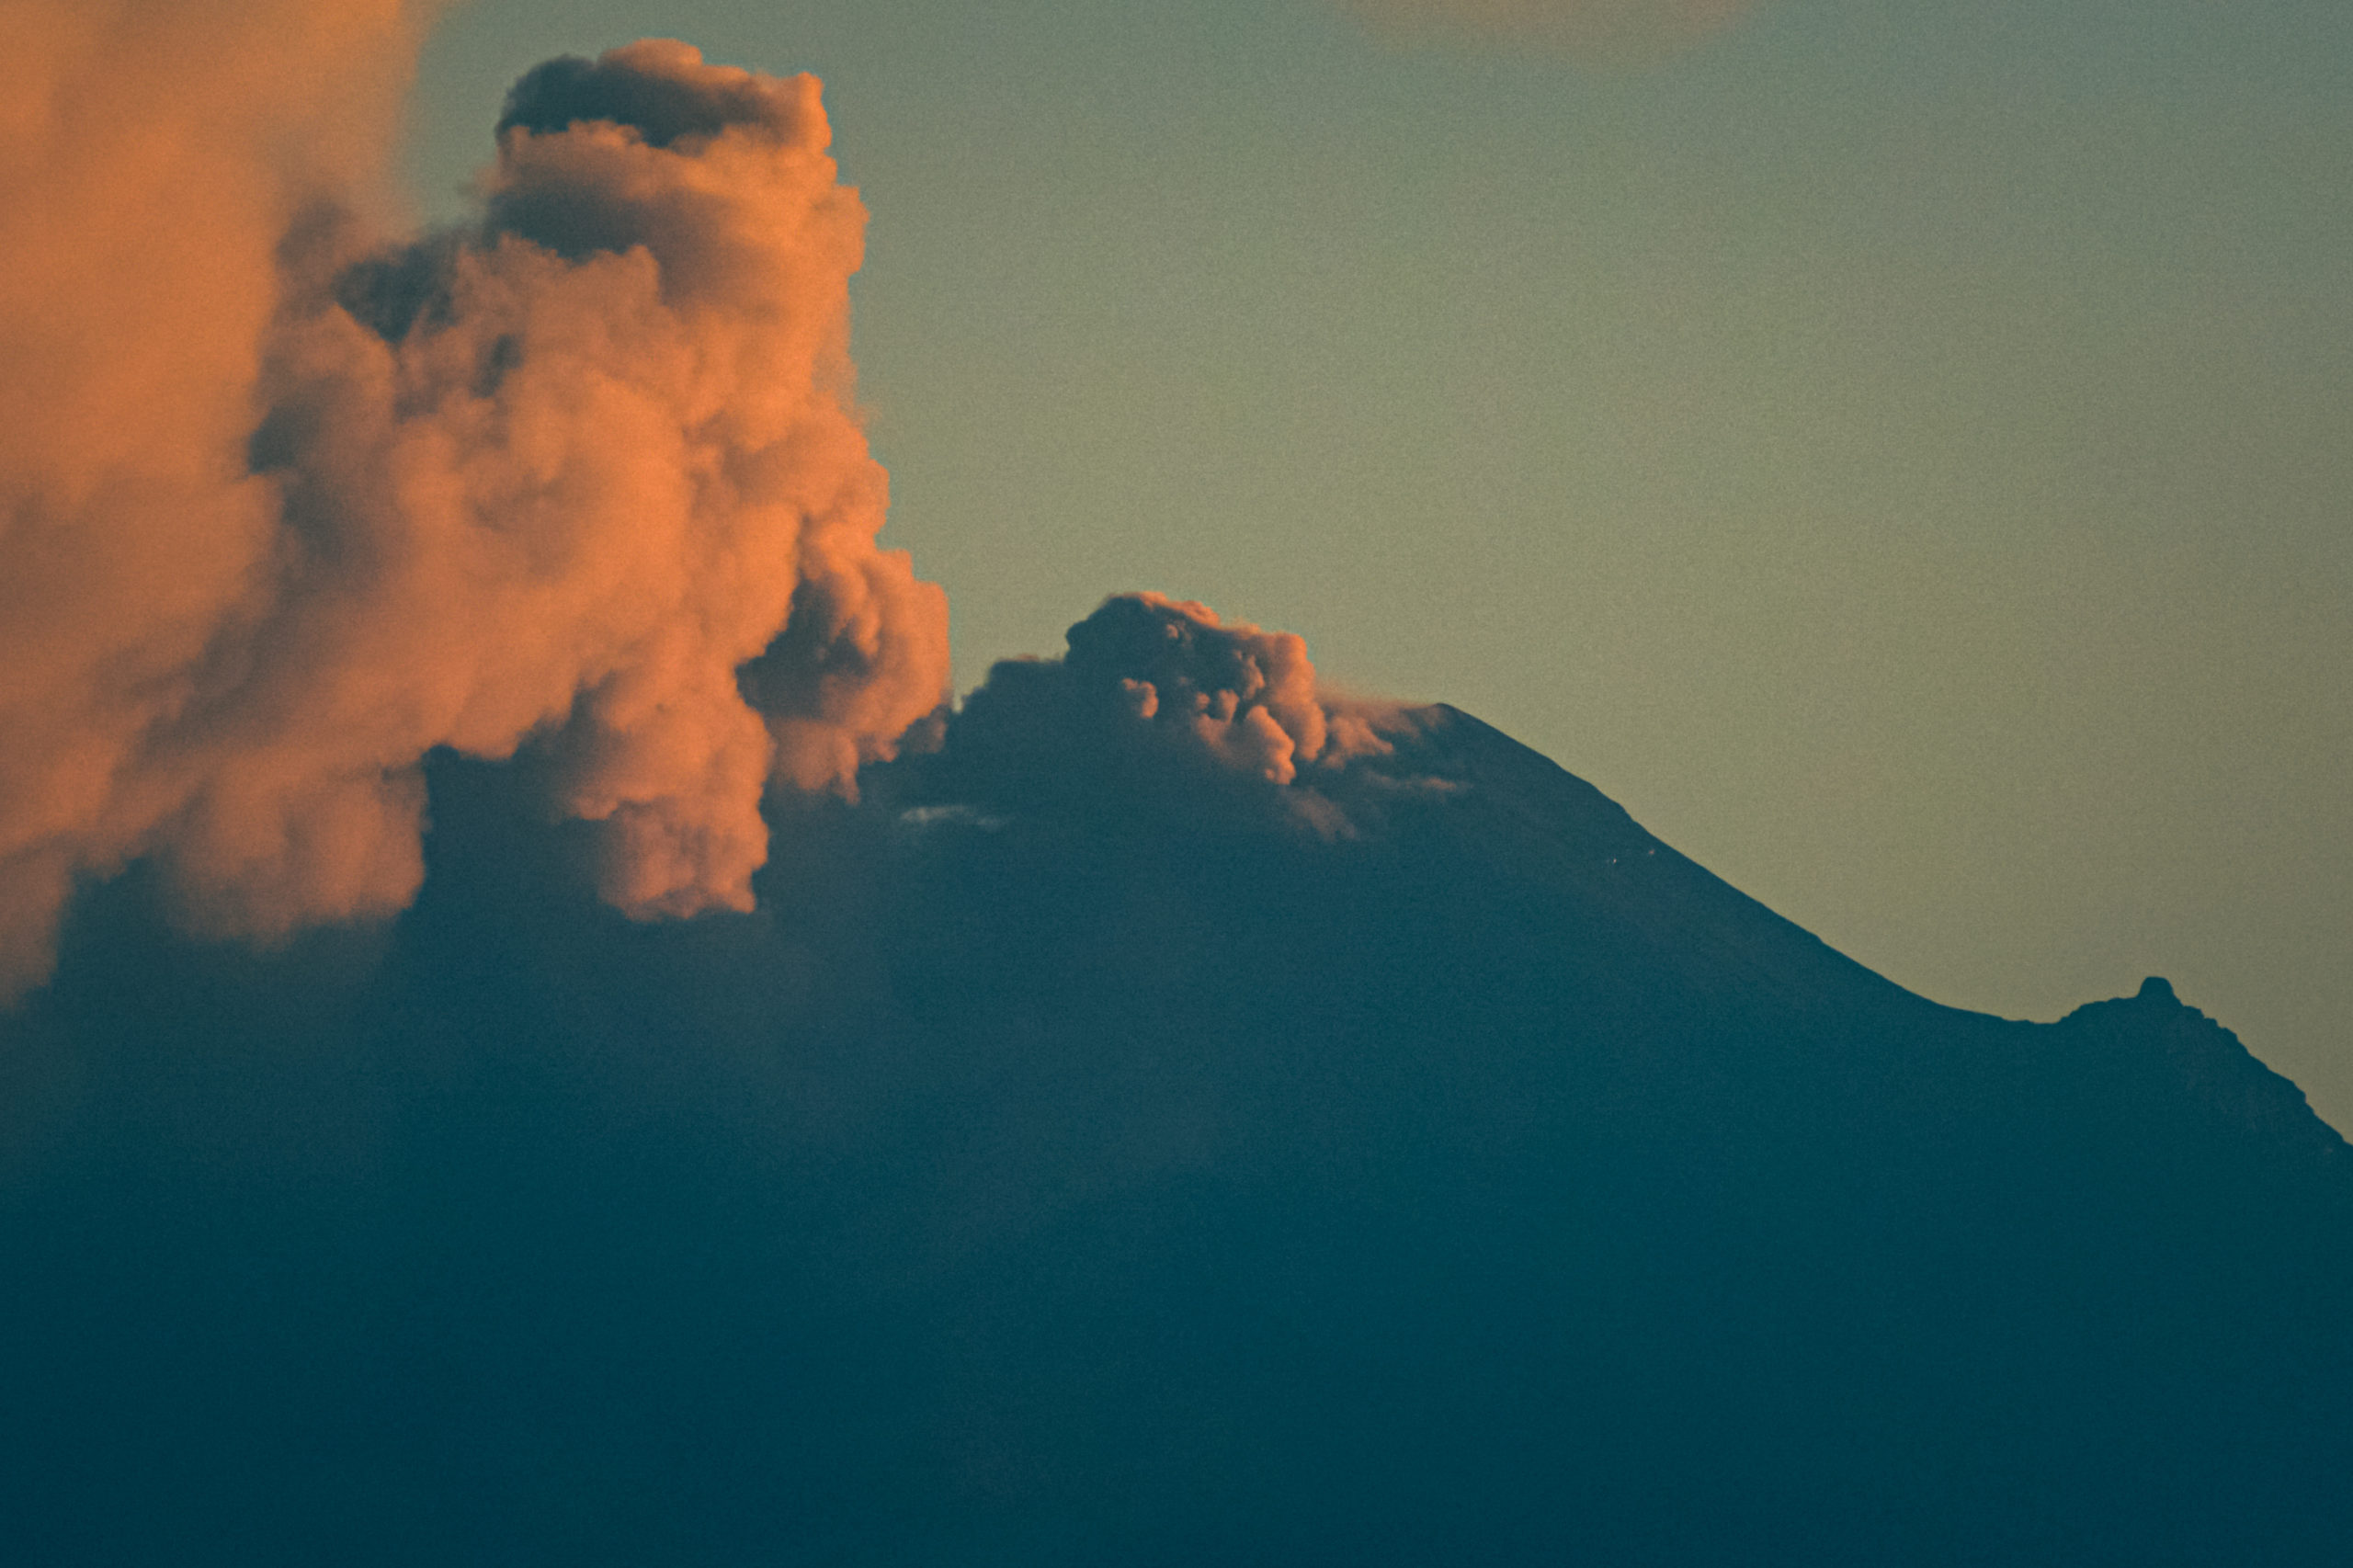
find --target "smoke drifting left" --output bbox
[2,19,963,994]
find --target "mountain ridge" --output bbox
[2,692,2347,1565]
[1396,702,2347,1163]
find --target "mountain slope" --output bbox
[1,699,2347,1567]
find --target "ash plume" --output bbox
[5,17,2351,1565]
[921,593,1404,833]
[0,24,949,994]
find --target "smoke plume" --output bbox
[921,593,1406,835]
[1333,0,1751,57]
[0,23,949,994]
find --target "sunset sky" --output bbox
[6,9,2353,1556]
[400,0,2353,1120]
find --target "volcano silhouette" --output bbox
[4,620,2347,1566]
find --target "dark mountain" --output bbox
[3,693,2347,1567]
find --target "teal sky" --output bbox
[404,0,2352,1125]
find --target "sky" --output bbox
[392,0,2353,1125]
[3,11,2349,1553]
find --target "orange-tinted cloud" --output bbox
[1073,592,1338,787]
[1333,0,1751,58]
[0,26,949,994]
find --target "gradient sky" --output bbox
[404,0,2351,1124]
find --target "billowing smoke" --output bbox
[921,593,1409,835]
[0,23,949,994]
[1333,0,1751,56]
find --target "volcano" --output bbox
[3,604,2347,1567]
